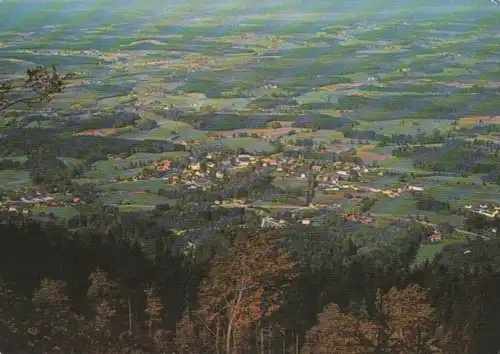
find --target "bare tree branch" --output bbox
[0,65,73,115]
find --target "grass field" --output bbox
[86,161,122,180]
[357,144,392,161]
[423,184,500,206]
[411,235,465,267]
[97,179,173,193]
[354,119,453,136]
[31,205,79,219]
[369,196,421,217]
[201,138,275,153]
[284,130,345,143]
[377,157,431,173]
[0,155,28,163]
[57,157,84,168]
[0,170,32,188]
[457,115,500,128]
[120,119,209,141]
[115,204,157,212]
[104,151,189,170]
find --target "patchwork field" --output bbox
[0,170,32,188]
[1,0,500,276]
[357,144,392,161]
[201,138,275,153]
[457,115,500,128]
[354,119,454,136]
[97,179,174,193]
[369,196,422,217]
[31,205,80,219]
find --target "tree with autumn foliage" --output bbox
[301,284,443,354]
[176,230,297,353]
[29,278,83,351]
[0,278,79,352]
[84,268,127,352]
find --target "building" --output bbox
[237,154,252,167]
[262,158,278,167]
[189,162,201,171]
[156,160,171,172]
[430,232,442,242]
[407,185,424,192]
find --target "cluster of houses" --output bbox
[343,213,374,224]
[464,204,500,218]
[112,150,430,211]
[0,188,84,214]
[122,152,304,189]
[355,184,425,197]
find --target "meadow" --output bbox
[31,205,80,219]
[411,233,467,267]
[0,170,32,188]
[97,179,174,193]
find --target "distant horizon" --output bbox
[1,0,499,32]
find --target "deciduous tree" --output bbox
[302,284,442,354]
[179,231,296,353]
[30,278,81,352]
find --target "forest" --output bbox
[392,140,500,176]
[0,206,500,353]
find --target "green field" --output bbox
[121,122,209,142]
[369,196,421,217]
[97,179,173,193]
[412,233,468,267]
[0,170,32,188]
[423,184,500,206]
[86,161,122,180]
[100,190,173,204]
[115,204,158,212]
[354,119,453,136]
[104,151,190,170]
[377,158,432,174]
[201,138,275,153]
[31,205,79,219]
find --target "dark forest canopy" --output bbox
[0,206,499,353]
[392,139,500,178]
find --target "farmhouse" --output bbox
[156,160,171,172]
[430,232,442,242]
[262,158,278,167]
[189,162,201,171]
[236,154,253,167]
[407,185,424,192]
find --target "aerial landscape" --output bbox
[0,0,499,352]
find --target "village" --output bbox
[2,145,487,247]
